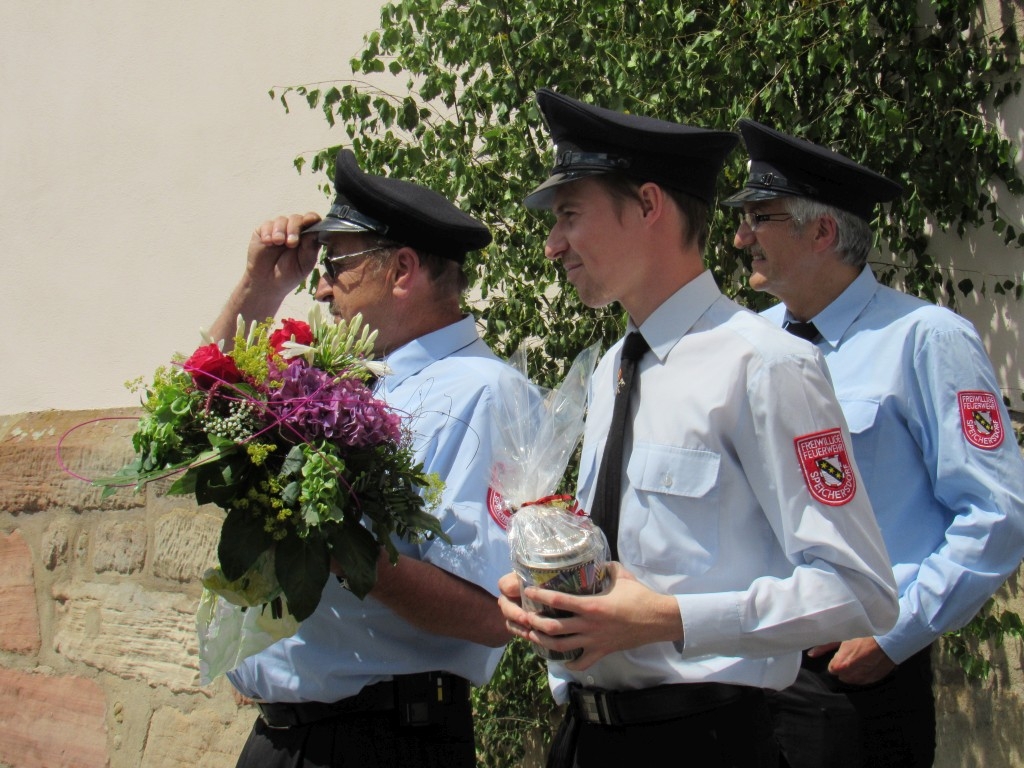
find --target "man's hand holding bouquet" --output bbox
[97,307,445,682]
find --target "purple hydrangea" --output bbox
[266,361,401,448]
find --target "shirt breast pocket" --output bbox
[840,399,880,435]
[623,443,721,576]
[839,398,881,461]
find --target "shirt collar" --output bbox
[628,270,721,364]
[377,315,479,391]
[790,265,879,349]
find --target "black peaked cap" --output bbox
[724,119,902,221]
[524,88,740,209]
[304,149,491,262]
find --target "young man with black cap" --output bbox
[209,149,525,768]
[725,119,1024,768]
[497,89,899,767]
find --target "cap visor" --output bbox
[721,187,788,207]
[302,217,372,236]
[523,170,606,210]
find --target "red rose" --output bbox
[183,344,243,390]
[269,319,314,355]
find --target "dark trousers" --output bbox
[565,688,778,767]
[767,645,935,768]
[235,678,476,768]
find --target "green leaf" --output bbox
[193,454,247,507]
[397,505,449,543]
[326,520,379,599]
[165,468,197,496]
[281,480,301,507]
[218,507,275,581]
[281,444,305,477]
[274,533,330,621]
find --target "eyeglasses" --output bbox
[320,246,391,281]
[738,211,793,232]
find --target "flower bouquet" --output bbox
[97,307,445,681]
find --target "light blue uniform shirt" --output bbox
[551,272,897,703]
[763,266,1024,663]
[228,315,523,703]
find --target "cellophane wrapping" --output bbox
[491,344,610,659]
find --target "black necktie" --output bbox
[591,331,649,561]
[784,320,821,342]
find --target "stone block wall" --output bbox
[0,409,252,768]
[1,408,1022,767]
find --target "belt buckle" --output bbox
[257,702,297,730]
[574,688,614,726]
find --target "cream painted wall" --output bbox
[2,2,1022,416]
[0,0,381,415]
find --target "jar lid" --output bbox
[510,505,604,568]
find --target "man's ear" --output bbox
[811,214,840,254]
[637,182,665,221]
[390,247,420,297]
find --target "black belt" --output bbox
[568,682,748,726]
[257,680,397,729]
[256,671,470,730]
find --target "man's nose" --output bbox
[314,275,333,302]
[545,225,567,261]
[733,220,756,249]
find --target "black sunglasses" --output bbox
[320,245,391,281]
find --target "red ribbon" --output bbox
[519,494,574,509]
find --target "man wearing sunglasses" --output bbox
[726,119,1024,768]
[207,149,525,768]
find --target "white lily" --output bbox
[278,341,316,365]
[198,327,226,351]
[256,306,387,382]
[302,306,380,373]
[365,360,393,377]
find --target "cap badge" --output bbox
[327,204,390,236]
[554,150,631,173]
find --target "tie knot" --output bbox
[622,332,649,361]
[784,321,820,342]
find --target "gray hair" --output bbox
[367,242,469,296]
[785,198,874,268]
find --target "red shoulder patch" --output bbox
[487,486,512,530]
[794,428,857,506]
[958,391,1005,450]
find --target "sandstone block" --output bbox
[0,529,41,654]
[141,706,251,768]
[42,520,71,570]
[0,409,142,514]
[0,668,107,768]
[53,581,201,692]
[153,509,221,584]
[93,517,147,575]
